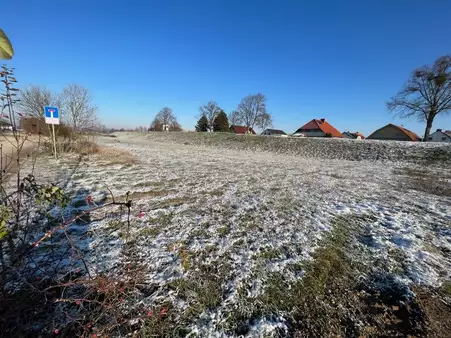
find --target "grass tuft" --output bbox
[140,225,163,237]
[216,226,229,237]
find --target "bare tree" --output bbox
[387,55,451,141]
[199,101,220,131]
[234,93,271,129]
[260,112,273,130]
[18,85,59,118]
[61,84,98,132]
[150,107,182,131]
[228,110,241,126]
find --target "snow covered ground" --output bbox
[26,134,451,336]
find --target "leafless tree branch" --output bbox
[386,55,451,140]
[234,93,271,130]
[150,107,182,131]
[18,85,59,118]
[199,101,220,131]
[61,84,98,132]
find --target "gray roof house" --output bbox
[261,129,287,136]
[428,129,451,143]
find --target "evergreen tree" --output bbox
[213,110,229,132]
[195,115,209,132]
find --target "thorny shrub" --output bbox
[0,66,150,337]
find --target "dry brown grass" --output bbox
[95,146,138,165]
[394,167,451,197]
[109,189,176,202]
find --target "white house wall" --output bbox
[428,132,451,143]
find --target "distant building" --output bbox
[0,119,13,131]
[428,129,451,143]
[342,131,365,140]
[293,118,343,138]
[20,117,47,134]
[261,129,287,136]
[367,124,420,141]
[230,125,256,135]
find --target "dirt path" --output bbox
[0,133,41,175]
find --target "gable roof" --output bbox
[342,131,365,139]
[355,132,365,139]
[230,125,256,134]
[397,125,420,141]
[262,128,286,135]
[368,124,421,141]
[430,130,451,140]
[295,118,343,138]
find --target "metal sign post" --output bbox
[44,106,60,159]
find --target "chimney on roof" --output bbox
[320,118,326,123]
[437,129,442,132]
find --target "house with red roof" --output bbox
[367,124,421,141]
[230,125,256,135]
[342,131,365,140]
[293,118,343,138]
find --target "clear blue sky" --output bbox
[3,0,451,135]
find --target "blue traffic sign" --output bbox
[44,106,60,125]
[44,106,59,118]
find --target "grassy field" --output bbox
[22,133,451,337]
[121,131,451,164]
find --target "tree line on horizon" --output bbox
[3,27,450,140]
[6,84,100,136]
[149,52,451,139]
[148,93,274,133]
[195,94,273,133]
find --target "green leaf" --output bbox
[0,229,7,240]
[0,29,14,60]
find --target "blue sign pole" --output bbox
[44,106,60,159]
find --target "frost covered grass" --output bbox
[22,134,451,337]
[120,131,451,164]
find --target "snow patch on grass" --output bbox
[23,135,451,336]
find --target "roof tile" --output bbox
[295,119,343,137]
[230,125,256,134]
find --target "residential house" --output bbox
[367,124,420,141]
[428,129,451,143]
[230,125,256,135]
[293,118,343,138]
[261,129,287,136]
[342,131,365,140]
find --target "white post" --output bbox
[51,123,57,159]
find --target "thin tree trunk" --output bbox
[423,115,434,141]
